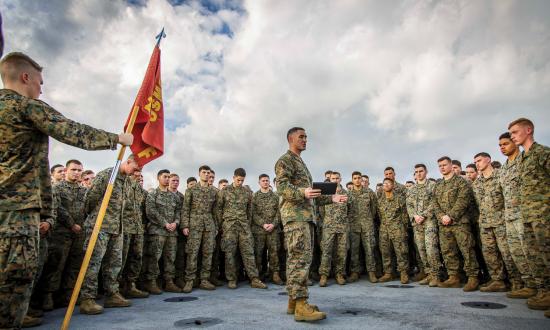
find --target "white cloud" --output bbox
[1,0,549,190]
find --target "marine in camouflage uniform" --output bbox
[275,150,333,300]
[319,185,350,282]
[0,83,119,328]
[377,183,409,281]
[252,189,281,280]
[406,179,442,282]
[80,167,132,304]
[500,153,537,293]
[348,185,378,280]
[40,179,87,306]
[217,182,264,286]
[432,173,479,285]
[472,168,519,290]
[518,142,550,309]
[143,187,181,287]
[120,178,147,295]
[182,183,218,287]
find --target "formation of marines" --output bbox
[0,51,548,329]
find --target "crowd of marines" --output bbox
[0,51,548,329]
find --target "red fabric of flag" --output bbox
[124,46,164,167]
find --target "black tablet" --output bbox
[312,182,337,195]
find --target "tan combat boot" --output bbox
[527,290,550,310]
[182,281,194,293]
[463,277,479,292]
[251,278,267,289]
[336,274,346,285]
[272,272,284,285]
[228,280,237,289]
[378,273,392,283]
[507,287,537,299]
[429,276,442,287]
[348,272,359,283]
[510,280,523,292]
[294,298,326,322]
[287,297,320,314]
[79,299,104,315]
[368,272,378,283]
[319,275,328,287]
[144,280,162,295]
[165,279,182,293]
[544,309,550,318]
[22,314,42,328]
[480,280,507,292]
[438,275,461,288]
[126,282,149,298]
[26,307,43,318]
[400,273,409,284]
[200,280,216,290]
[175,278,186,289]
[104,292,132,308]
[209,276,224,287]
[42,293,54,311]
[413,271,427,282]
[419,275,431,285]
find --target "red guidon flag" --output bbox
[124,45,164,167]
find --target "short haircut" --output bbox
[428,178,437,182]
[198,165,211,173]
[491,161,502,169]
[414,163,427,170]
[451,160,462,167]
[210,170,215,175]
[65,159,82,167]
[437,156,452,163]
[499,132,511,140]
[81,170,94,177]
[286,127,305,140]
[218,179,228,184]
[466,163,477,171]
[50,164,63,174]
[234,168,246,177]
[361,174,369,179]
[384,167,395,172]
[376,183,383,187]
[346,181,353,186]
[186,177,197,184]
[383,178,394,183]
[406,181,414,185]
[0,52,43,83]
[351,171,362,177]
[508,118,534,131]
[331,171,341,177]
[259,174,269,180]
[460,170,466,175]
[474,152,491,159]
[324,170,333,176]
[157,169,170,177]
[169,173,179,178]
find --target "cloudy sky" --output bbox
[2,0,549,190]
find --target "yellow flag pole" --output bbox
[61,106,140,330]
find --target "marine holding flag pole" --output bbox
[61,28,166,330]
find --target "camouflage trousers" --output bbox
[522,219,550,289]
[121,233,144,283]
[413,220,442,277]
[0,210,39,329]
[253,229,280,274]
[41,231,84,293]
[222,226,259,281]
[29,234,49,306]
[80,230,123,299]
[480,225,519,282]
[284,221,312,300]
[210,232,223,281]
[174,232,187,281]
[350,227,377,273]
[184,230,216,281]
[439,223,479,277]
[379,225,409,273]
[143,235,177,281]
[506,219,536,288]
[319,230,348,276]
